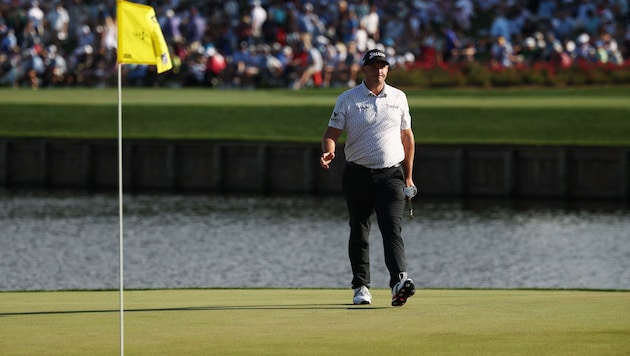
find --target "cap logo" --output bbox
[368,52,385,60]
[363,50,388,65]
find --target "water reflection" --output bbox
[1,190,628,291]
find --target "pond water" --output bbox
[1,190,628,291]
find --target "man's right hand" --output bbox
[320,152,335,169]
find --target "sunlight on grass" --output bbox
[1,289,628,355]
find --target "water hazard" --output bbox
[1,190,628,291]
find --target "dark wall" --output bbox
[1,139,628,200]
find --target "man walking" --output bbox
[320,48,417,307]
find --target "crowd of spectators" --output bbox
[1,0,629,89]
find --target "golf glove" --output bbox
[403,186,418,198]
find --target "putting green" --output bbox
[1,289,628,355]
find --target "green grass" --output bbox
[1,289,628,355]
[1,87,629,145]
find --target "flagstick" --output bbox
[116,1,172,352]
[117,63,125,356]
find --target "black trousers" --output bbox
[343,162,407,289]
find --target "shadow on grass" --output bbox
[1,304,387,317]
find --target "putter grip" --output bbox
[404,186,417,198]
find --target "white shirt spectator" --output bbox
[46,3,70,41]
[250,1,267,39]
[360,6,379,40]
[27,1,44,34]
[355,27,368,52]
[101,16,117,51]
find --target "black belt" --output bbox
[347,161,401,174]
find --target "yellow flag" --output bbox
[117,0,172,73]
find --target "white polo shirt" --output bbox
[328,81,412,169]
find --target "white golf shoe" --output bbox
[353,285,372,305]
[391,272,415,307]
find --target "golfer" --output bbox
[320,48,417,307]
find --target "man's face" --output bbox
[362,62,389,82]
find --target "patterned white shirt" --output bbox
[328,81,412,169]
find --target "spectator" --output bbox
[542,31,564,61]
[66,43,96,86]
[552,9,576,41]
[0,50,19,87]
[599,8,617,36]
[491,36,516,67]
[537,0,557,21]
[598,30,624,64]
[322,42,341,88]
[354,22,368,52]
[577,9,597,36]
[490,8,512,42]
[21,47,44,89]
[457,38,477,63]
[419,27,440,66]
[76,25,95,48]
[453,0,474,31]
[576,0,598,26]
[549,41,573,68]
[205,46,227,87]
[258,43,284,86]
[575,33,597,62]
[20,20,40,49]
[27,1,44,36]
[160,9,183,44]
[229,42,260,88]
[0,0,628,90]
[442,24,462,63]
[360,5,379,42]
[43,44,67,87]
[292,41,323,89]
[565,39,578,62]
[510,2,535,37]
[183,47,207,86]
[381,12,405,48]
[123,64,148,86]
[236,14,254,46]
[425,0,446,28]
[184,7,206,47]
[46,2,70,44]
[100,15,116,53]
[275,43,294,85]
[223,0,240,23]
[403,6,422,47]
[336,1,359,44]
[519,36,541,65]
[356,0,370,19]
[250,0,267,44]
[1,28,18,53]
[297,2,316,41]
[343,40,361,87]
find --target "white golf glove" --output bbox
[403,186,418,198]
